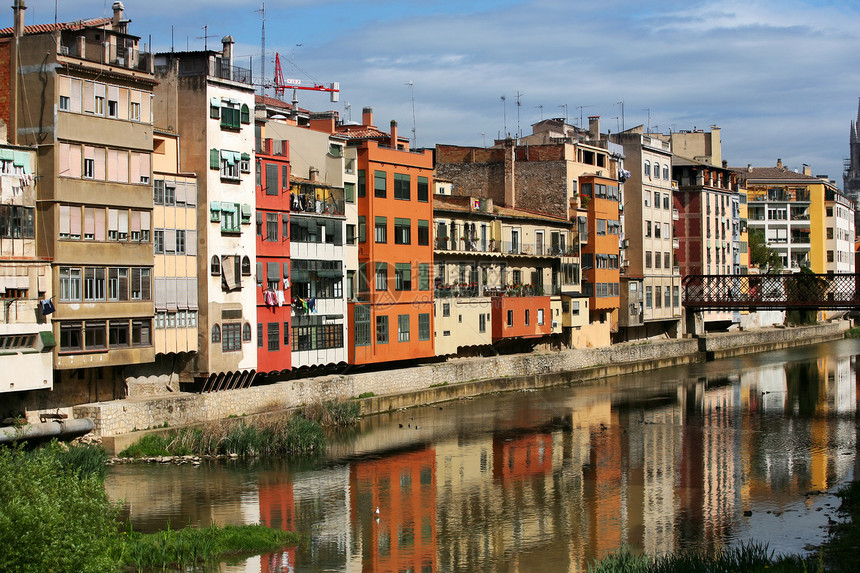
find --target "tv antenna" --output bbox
[576,105,594,127]
[642,108,651,133]
[197,25,217,51]
[536,104,543,121]
[501,95,507,136]
[406,81,417,148]
[559,103,568,124]
[515,91,523,138]
[255,3,266,96]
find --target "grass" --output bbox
[119,523,301,571]
[302,398,361,427]
[355,391,375,399]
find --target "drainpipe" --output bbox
[10,0,26,146]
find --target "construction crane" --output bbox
[273,53,339,103]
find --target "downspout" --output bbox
[10,0,26,146]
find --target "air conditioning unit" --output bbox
[59,46,69,55]
[551,321,559,329]
[116,57,125,66]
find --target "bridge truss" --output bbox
[682,273,860,311]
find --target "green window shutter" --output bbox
[241,204,252,223]
[210,98,220,119]
[418,263,430,291]
[241,104,250,124]
[209,202,221,222]
[210,148,220,170]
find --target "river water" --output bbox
[104,339,860,572]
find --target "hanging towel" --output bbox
[276,290,285,306]
[39,299,55,315]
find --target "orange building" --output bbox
[330,107,435,365]
[490,295,552,341]
[580,175,621,329]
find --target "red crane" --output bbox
[273,53,339,102]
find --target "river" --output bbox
[104,338,860,572]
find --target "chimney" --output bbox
[390,120,398,148]
[776,158,783,169]
[588,115,600,139]
[309,166,319,182]
[111,2,125,29]
[802,163,811,176]
[13,0,26,38]
[221,35,235,68]
[362,106,373,127]
[747,164,752,173]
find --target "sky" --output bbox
[17,0,860,187]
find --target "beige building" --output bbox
[433,195,586,355]
[1,2,156,402]
[153,37,258,389]
[151,131,198,357]
[612,127,682,340]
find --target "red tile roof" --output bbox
[732,166,825,183]
[434,194,570,224]
[0,18,111,38]
[336,126,389,140]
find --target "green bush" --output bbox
[0,443,121,573]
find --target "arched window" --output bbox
[663,165,669,180]
[241,255,251,276]
[211,324,221,343]
[240,104,250,124]
[644,161,651,177]
[211,256,221,276]
[242,322,252,342]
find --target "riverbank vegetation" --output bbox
[119,399,360,459]
[0,442,301,572]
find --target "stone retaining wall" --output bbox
[78,322,849,447]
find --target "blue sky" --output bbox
[19,0,860,187]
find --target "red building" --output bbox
[330,107,435,366]
[255,132,291,374]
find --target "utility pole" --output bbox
[643,108,651,133]
[536,104,543,121]
[617,101,625,132]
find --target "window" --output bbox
[645,251,652,268]
[664,252,671,268]
[211,256,221,276]
[654,191,661,208]
[130,101,141,121]
[663,165,669,179]
[59,267,82,301]
[375,216,387,243]
[240,104,250,124]
[653,163,660,180]
[417,220,429,246]
[212,324,221,343]
[175,230,186,254]
[358,170,366,197]
[827,228,834,239]
[268,322,279,351]
[60,322,83,351]
[375,263,388,291]
[0,205,35,239]
[665,285,671,308]
[130,268,151,300]
[374,170,386,198]
[418,263,430,291]
[506,309,514,327]
[655,286,662,308]
[442,303,450,317]
[358,216,366,243]
[109,320,129,347]
[395,263,412,291]
[265,164,278,196]
[663,194,670,210]
[644,161,651,176]
[85,321,106,349]
[596,219,606,235]
[398,314,410,342]
[220,103,240,130]
[242,256,252,276]
[222,323,241,351]
[108,267,128,301]
[418,313,430,340]
[84,267,106,301]
[654,223,661,239]
[354,305,371,347]
[479,313,486,333]
[346,224,356,245]
[645,221,651,237]
[283,321,290,347]
[417,176,429,202]
[394,173,410,200]
[241,323,251,342]
[525,309,530,326]
[266,213,278,241]
[376,315,389,344]
[344,182,355,203]
[645,286,653,309]
[131,319,151,347]
[59,95,70,111]
[394,218,411,244]
[538,308,544,325]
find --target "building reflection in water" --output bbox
[107,350,859,573]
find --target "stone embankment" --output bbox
[78,321,849,454]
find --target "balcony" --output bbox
[435,283,557,298]
[673,238,680,250]
[672,208,679,221]
[434,237,578,257]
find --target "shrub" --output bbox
[0,443,121,573]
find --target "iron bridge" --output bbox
[682,273,860,310]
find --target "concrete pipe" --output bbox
[0,418,94,444]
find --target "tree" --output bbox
[748,229,783,274]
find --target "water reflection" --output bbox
[104,340,859,572]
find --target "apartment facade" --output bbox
[264,108,351,369]
[153,37,257,389]
[254,129,292,375]
[151,131,198,361]
[736,161,853,274]
[432,195,583,355]
[1,3,156,399]
[612,127,682,339]
[0,144,54,403]
[337,108,435,366]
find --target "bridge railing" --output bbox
[682,273,860,310]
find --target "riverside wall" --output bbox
[78,321,850,453]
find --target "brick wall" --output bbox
[0,41,12,135]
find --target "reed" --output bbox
[302,398,361,427]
